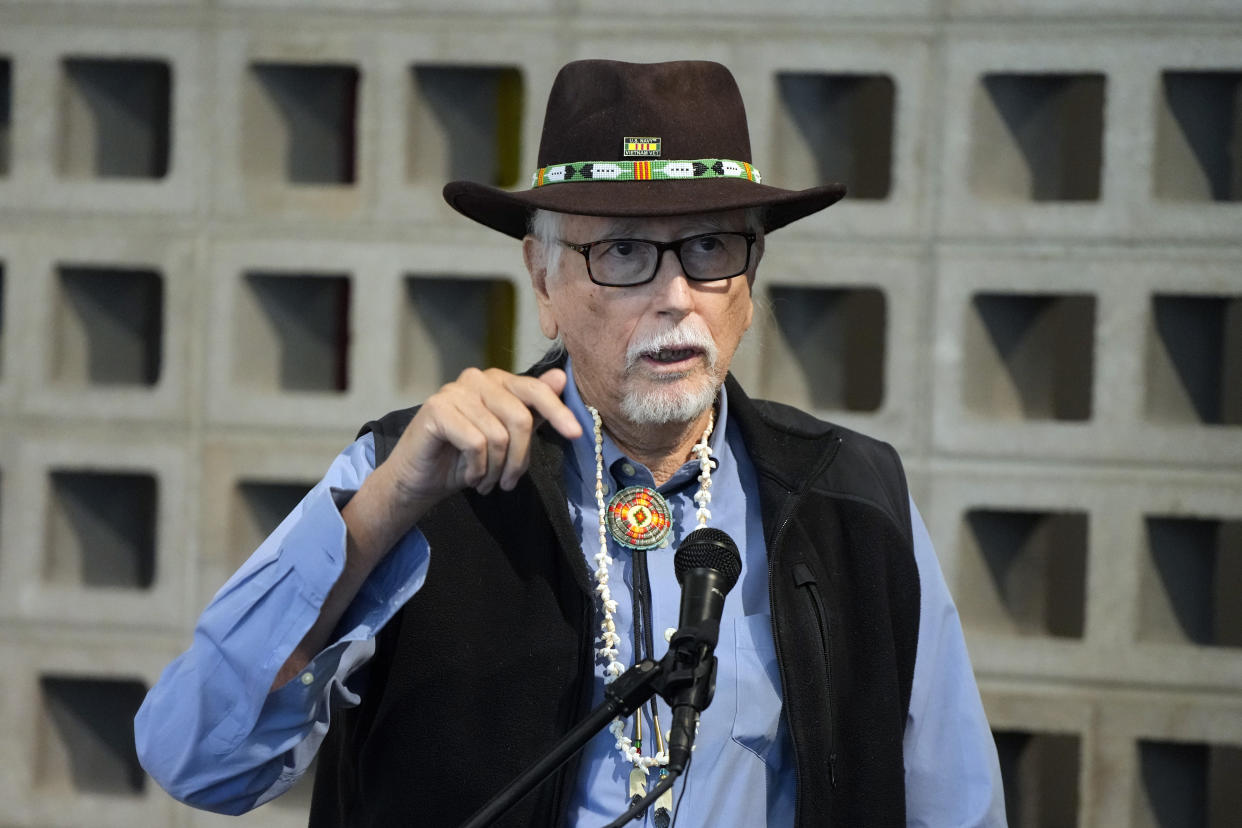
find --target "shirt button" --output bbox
[621,463,636,477]
[300,671,315,686]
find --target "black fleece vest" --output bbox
[309,375,919,828]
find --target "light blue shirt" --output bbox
[135,367,1006,825]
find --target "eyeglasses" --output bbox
[560,232,757,287]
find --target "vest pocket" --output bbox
[730,613,785,767]
[792,562,838,787]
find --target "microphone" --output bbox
[665,527,742,774]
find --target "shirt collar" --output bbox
[561,357,729,493]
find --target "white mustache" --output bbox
[624,324,719,370]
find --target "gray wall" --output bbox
[0,1,1240,826]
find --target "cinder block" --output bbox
[408,65,524,190]
[1138,516,1242,648]
[371,28,562,227]
[994,729,1083,827]
[0,254,7,390]
[246,63,359,187]
[938,33,1242,241]
[2,639,187,828]
[14,231,195,423]
[1146,293,1242,426]
[763,284,887,412]
[0,56,10,177]
[39,674,149,795]
[928,463,1242,693]
[738,34,933,242]
[0,234,20,415]
[0,24,205,215]
[1154,71,1242,203]
[212,27,376,219]
[960,507,1088,639]
[52,266,163,388]
[936,35,1127,238]
[981,688,1095,828]
[933,248,1242,467]
[1093,694,1242,828]
[950,0,1242,18]
[730,244,929,457]
[204,236,535,430]
[59,57,171,180]
[578,0,936,17]
[970,72,1105,203]
[220,0,554,11]
[45,470,158,589]
[1125,37,1242,241]
[1,436,191,632]
[401,273,517,400]
[1133,740,1241,827]
[963,291,1096,422]
[238,270,352,393]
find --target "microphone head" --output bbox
[674,527,743,593]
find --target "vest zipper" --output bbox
[763,433,842,826]
[792,563,837,789]
[766,513,802,825]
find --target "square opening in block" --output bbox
[761,285,885,412]
[231,479,314,571]
[407,65,523,188]
[1,263,6,376]
[45,470,157,589]
[1146,294,1242,425]
[401,275,515,395]
[38,675,148,795]
[993,729,1081,828]
[246,63,358,185]
[774,72,894,200]
[1135,740,1242,827]
[59,57,170,180]
[1140,516,1242,647]
[236,271,351,393]
[53,265,162,387]
[964,292,1095,421]
[1155,72,1242,202]
[970,73,1105,202]
[958,509,1088,638]
[1,57,11,176]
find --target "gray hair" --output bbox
[528,208,567,276]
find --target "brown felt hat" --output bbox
[442,60,845,239]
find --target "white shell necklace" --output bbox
[586,405,716,776]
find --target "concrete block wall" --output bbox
[0,2,1238,826]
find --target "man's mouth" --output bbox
[646,347,701,364]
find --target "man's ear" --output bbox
[523,235,560,340]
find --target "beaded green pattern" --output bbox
[531,158,762,187]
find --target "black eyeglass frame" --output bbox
[559,231,758,287]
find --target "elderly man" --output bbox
[136,60,1005,826]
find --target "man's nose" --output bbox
[651,248,694,308]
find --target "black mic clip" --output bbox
[659,622,720,775]
[661,620,720,706]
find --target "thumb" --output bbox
[537,367,569,395]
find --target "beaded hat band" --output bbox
[532,159,761,188]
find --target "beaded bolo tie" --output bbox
[587,405,715,825]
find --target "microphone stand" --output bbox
[457,627,716,828]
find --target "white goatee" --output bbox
[620,323,721,424]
